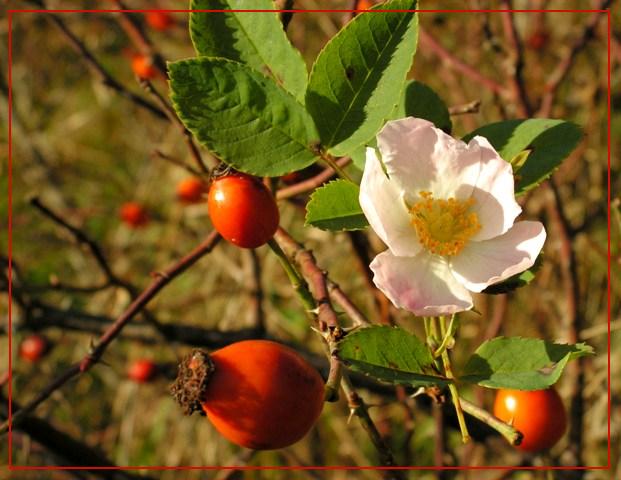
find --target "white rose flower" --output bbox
[359,117,546,316]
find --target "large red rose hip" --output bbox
[171,340,325,449]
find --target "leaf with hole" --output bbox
[306,0,419,156]
[336,325,451,387]
[460,337,594,390]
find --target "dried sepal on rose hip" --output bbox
[207,172,279,248]
[171,341,325,450]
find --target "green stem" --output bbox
[439,316,470,443]
[423,316,431,339]
[267,239,315,311]
[460,398,523,446]
[319,151,352,182]
[433,314,456,358]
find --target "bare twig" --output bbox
[2,231,221,433]
[538,0,611,117]
[433,401,447,474]
[30,197,123,287]
[341,375,403,477]
[139,78,213,174]
[151,149,203,177]
[1,395,153,479]
[545,179,585,466]
[112,0,167,74]
[346,231,393,325]
[38,3,166,120]
[419,29,506,96]
[327,279,371,327]
[500,1,533,116]
[448,100,481,116]
[246,249,266,334]
[276,157,352,200]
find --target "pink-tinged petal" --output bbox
[450,221,546,292]
[370,250,473,316]
[377,117,481,201]
[359,148,422,257]
[468,136,522,241]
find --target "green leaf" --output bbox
[169,57,318,177]
[336,325,451,387]
[190,0,307,101]
[460,337,594,390]
[392,80,452,133]
[462,119,582,195]
[305,180,368,231]
[482,254,543,294]
[306,0,419,156]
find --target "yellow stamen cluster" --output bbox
[409,191,481,257]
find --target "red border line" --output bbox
[6,6,612,473]
[7,8,14,469]
[6,8,611,13]
[606,8,612,470]
[7,465,612,471]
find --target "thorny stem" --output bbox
[438,316,470,443]
[340,375,402,476]
[2,231,222,434]
[271,230,343,401]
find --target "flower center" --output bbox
[409,191,481,256]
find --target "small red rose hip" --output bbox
[19,334,49,362]
[127,359,157,383]
[119,202,150,228]
[131,54,157,80]
[177,177,207,204]
[145,11,174,31]
[493,388,567,452]
[207,173,279,248]
[171,341,325,450]
[527,30,549,50]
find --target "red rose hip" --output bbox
[207,174,279,248]
[19,334,48,362]
[171,340,325,449]
[493,388,567,452]
[127,359,157,383]
[119,202,149,228]
[177,177,207,204]
[145,11,174,31]
[131,54,157,80]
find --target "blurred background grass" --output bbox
[1,0,619,478]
